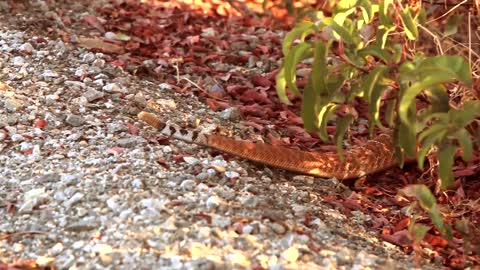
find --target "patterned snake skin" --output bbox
[138,111,397,179]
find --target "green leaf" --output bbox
[379,0,394,27]
[409,222,430,245]
[311,41,328,96]
[450,100,480,127]
[318,103,340,141]
[334,114,355,161]
[385,98,396,127]
[333,7,355,26]
[455,128,473,161]
[282,21,315,55]
[284,42,312,97]
[417,124,448,170]
[419,56,472,86]
[444,14,463,37]
[438,144,456,189]
[397,121,417,158]
[357,0,377,23]
[399,65,469,125]
[401,184,435,209]
[424,85,450,114]
[325,19,355,44]
[392,43,402,63]
[401,184,452,238]
[301,79,317,131]
[358,45,391,63]
[399,7,418,40]
[362,65,388,100]
[369,83,388,134]
[275,68,292,105]
[337,0,357,10]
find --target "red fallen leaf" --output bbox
[201,53,222,64]
[307,240,322,253]
[106,147,123,156]
[361,186,381,196]
[240,121,265,132]
[251,75,272,87]
[251,263,267,270]
[110,59,125,67]
[205,99,230,110]
[34,119,47,129]
[393,217,411,232]
[83,15,105,33]
[172,154,185,163]
[33,37,47,44]
[381,229,413,247]
[423,233,449,248]
[186,35,200,45]
[77,38,124,54]
[6,201,16,215]
[156,158,169,169]
[342,198,366,212]
[194,212,212,224]
[372,215,389,229]
[303,211,313,227]
[127,123,139,136]
[233,222,244,234]
[453,167,476,177]
[22,148,33,155]
[256,45,271,54]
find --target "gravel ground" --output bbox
[0,1,438,269]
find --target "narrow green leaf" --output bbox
[444,15,463,37]
[284,42,312,97]
[438,144,456,189]
[334,114,355,161]
[275,68,292,105]
[385,98,396,127]
[397,120,417,158]
[362,65,388,100]
[455,128,473,161]
[358,46,391,63]
[327,20,355,44]
[399,7,419,40]
[392,43,402,63]
[409,222,430,245]
[357,0,376,23]
[379,0,394,27]
[417,127,447,170]
[450,100,480,127]
[419,55,472,86]
[311,41,328,96]
[424,85,450,114]
[418,123,448,143]
[401,184,435,209]
[301,79,317,131]
[399,74,458,125]
[401,184,452,238]
[318,104,340,141]
[369,83,387,135]
[282,21,315,55]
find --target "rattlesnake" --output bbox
[138,111,397,179]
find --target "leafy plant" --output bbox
[276,0,475,189]
[276,0,476,246]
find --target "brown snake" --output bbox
[138,111,398,179]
